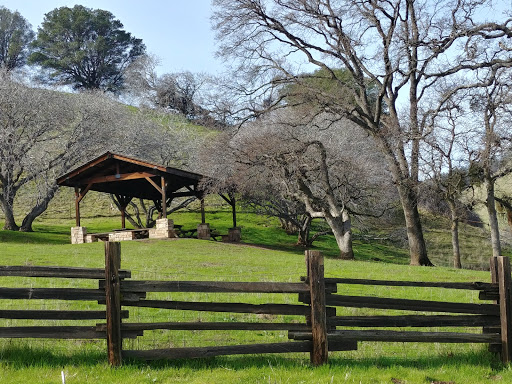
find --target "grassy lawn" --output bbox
[0,212,511,383]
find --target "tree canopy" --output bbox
[29,5,145,92]
[213,0,512,266]
[0,6,34,70]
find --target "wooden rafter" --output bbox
[144,177,162,194]
[77,183,93,204]
[82,172,158,185]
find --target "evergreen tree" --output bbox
[29,5,145,92]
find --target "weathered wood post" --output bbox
[105,241,122,366]
[305,250,328,366]
[74,187,81,227]
[487,257,501,353]
[161,177,167,218]
[497,256,512,363]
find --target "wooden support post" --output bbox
[121,209,126,229]
[305,250,328,366]
[497,256,512,363]
[201,198,206,224]
[105,242,122,366]
[161,177,167,219]
[231,194,237,228]
[74,187,81,227]
[487,257,501,353]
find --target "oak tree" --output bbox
[29,5,145,92]
[0,6,34,70]
[213,0,512,265]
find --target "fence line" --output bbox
[0,242,510,366]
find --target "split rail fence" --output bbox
[0,242,511,366]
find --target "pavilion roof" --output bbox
[56,152,205,201]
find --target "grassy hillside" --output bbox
[4,184,511,268]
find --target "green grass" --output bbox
[1,192,512,382]
[0,216,511,383]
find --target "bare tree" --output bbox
[203,108,392,259]
[467,70,512,257]
[0,72,191,231]
[212,0,512,265]
[422,95,474,268]
[125,55,224,126]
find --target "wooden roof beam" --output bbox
[77,183,93,204]
[144,176,163,194]
[82,171,158,185]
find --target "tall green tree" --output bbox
[0,6,34,70]
[29,5,145,92]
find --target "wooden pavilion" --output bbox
[56,152,239,244]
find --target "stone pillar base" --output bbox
[197,223,211,240]
[71,227,87,244]
[149,219,177,239]
[226,227,241,242]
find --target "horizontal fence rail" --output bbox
[321,293,499,315]
[103,280,311,293]
[328,314,501,327]
[0,258,133,345]
[324,277,494,290]
[0,265,130,279]
[289,330,502,344]
[0,310,129,320]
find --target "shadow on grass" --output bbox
[0,346,505,373]
[128,350,506,372]
[0,221,71,245]
[0,229,69,245]
[0,346,105,367]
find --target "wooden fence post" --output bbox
[305,250,328,366]
[497,256,512,364]
[105,241,122,366]
[487,257,501,353]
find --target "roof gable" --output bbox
[57,152,204,200]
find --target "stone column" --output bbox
[71,226,87,244]
[197,223,211,240]
[227,227,241,242]
[149,218,177,239]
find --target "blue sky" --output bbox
[0,0,225,75]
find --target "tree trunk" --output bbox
[494,197,512,235]
[398,184,432,266]
[449,221,461,270]
[1,195,19,231]
[296,215,312,247]
[325,210,353,260]
[280,218,299,235]
[447,200,461,269]
[19,186,59,232]
[485,179,502,257]
[451,218,462,269]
